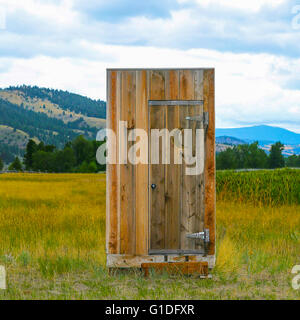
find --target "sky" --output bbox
[0,0,300,132]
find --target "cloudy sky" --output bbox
[0,0,300,132]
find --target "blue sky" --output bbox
[0,0,300,132]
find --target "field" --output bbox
[0,171,299,300]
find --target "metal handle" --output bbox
[151,184,156,190]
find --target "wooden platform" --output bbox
[141,261,209,277]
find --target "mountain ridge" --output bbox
[216,125,300,145]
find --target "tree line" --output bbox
[216,141,300,170]
[0,136,105,173]
[1,139,300,173]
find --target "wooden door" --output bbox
[149,101,206,255]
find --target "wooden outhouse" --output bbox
[106,68,215,271]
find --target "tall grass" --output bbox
[217,169,300,206]
[0,173,106,275]
[0,172,299,299]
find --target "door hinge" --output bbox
[186,229,210,243]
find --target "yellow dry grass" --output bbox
[0,173,298,299]
[0,173,106,267]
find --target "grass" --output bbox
[0,172,299,300]
[217,169,300,206]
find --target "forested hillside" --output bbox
[0,86,106,163]
[5,85,106,118]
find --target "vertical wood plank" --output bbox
[164,70,180,249]
[165,69,179,100]
[194,70,205,250]
[179,69,196,250]
[106,70,118,254]
[179,70,194,100]
[203,69,216,255]
[116,71,122,253]
[165,106,181,249]
[149,106,166,249]
[135,70,149,255]
[120,71,136,254]
[150,70,165,100]
[149,70,166,250]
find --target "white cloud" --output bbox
[1,44,300,132]
[191,0,287,12]
[0,0,299,132]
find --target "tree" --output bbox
[286,154,300,167]
[54,147,76,172]
[268,142,285,169]
[24,139,37,169]
[32,151,55,172]
[8,157,23,171]
[216,148,238,170]
[247,142,268,169]
[72,135,93,165]
[0,158,3,171]
[76,161,98,173]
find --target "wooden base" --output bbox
[107,254,216,269]
[141,261,209,277]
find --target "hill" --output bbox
[216,125,300,145]
[0,85,106,163]
[216,136,246,145]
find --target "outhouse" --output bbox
[106,68,215,272]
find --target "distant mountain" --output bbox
[216,136,247,145]
[0,85,106,163]
[216,125,300,145]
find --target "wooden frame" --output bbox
[106,68,215,269]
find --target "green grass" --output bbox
[217,169,300,206]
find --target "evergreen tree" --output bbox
[9,157,23,171]
[24,139,37,169]
[0,158,3,171]
[268,142,285,169]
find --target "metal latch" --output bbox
[185,112,209,128]
[186,229,210,243]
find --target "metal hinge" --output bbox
[186,229,210,243]
[185,112,209,128]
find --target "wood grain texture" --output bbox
[107,253,215,268]
[150,70,165,100]
[164,70,180,249]
[120,71,136,254]
[203,69,216,255]
[179,70,194,100]
[149,106,166,249]
[149,71,166,250]
[141,261,208,277]
[165,105,181,249]
[106,68,215,265]
[135,70,148,255]
[194,71,205,250]
[106,70,118,254]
